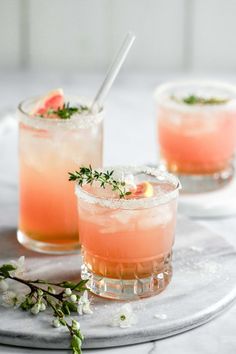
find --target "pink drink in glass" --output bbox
[18,96,103,253]
[155,81,236,192]
[76,166,180,300]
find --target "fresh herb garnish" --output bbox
[69,165,131,199]
[45,103,89,119]
[171,95,229,105]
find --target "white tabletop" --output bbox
[0,71,236,354]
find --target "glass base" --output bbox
[177,164,234,193]
[81,256,172,300]
[17,230,80,254]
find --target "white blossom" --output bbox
[9,256,25,277]
[0,279,9,292]
[52,318,61,328]
[111,304,137,328]
[77,291,93,315]
[1,291,25,308]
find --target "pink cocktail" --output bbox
[18,93,103,253]
[75,166,180,300]
[155,81,236,192]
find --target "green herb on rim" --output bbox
[69,165,131,199]
[171,94,229,105]
[45,103,89,119]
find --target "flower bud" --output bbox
[65,288,72,296]
[70,294,77,303]
[40,302,46,311]
[31,303,40,315]
[52,318,61,328]
[48,286,56,294]
[72,319,80,330]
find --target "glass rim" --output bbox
[154,80,236,112]
[18,95,104,129]
[75,165,180,210]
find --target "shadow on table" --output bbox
[0,227,82,283]
[0,227,37,258]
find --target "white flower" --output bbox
[31,303,41,315]
[65,288,72,296]
[9,256,25,277]
[70,294,77,303]
[52,318,61,328]
[78,291,93,315]
[111,304,137,328]
[0,279,9,292]
[1,291,25,308]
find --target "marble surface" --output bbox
[1,71,236,354]
[179,178,236,218]
[0,218,236,350]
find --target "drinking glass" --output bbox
[155,81,236,192]
[18,96,103,253]
[76,166,180,300]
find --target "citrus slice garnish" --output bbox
[130,181,154,198]
[31,88,64,117]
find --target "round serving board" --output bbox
[0,217,236,349]
[179,178,236,218]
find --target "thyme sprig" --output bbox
[45,103,89,119]
[0,261,90,354]
[171,94,229,105]
[69,166,131,199]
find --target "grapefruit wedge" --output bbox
[31,88,64,117]
[130,181,154,198]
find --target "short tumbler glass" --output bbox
[155,81,236,192]
[76,166,180,300]
[18,96,103,254]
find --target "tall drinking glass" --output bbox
[155,81,236,192]
[18,96,103,253]
[76,166,180,300]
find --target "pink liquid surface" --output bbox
[19,121,103,246]
[158,107,236,174]
[78,183,177,279]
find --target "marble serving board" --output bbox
[0,218,236,350]
[179,178,236,218]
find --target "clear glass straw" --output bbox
[91,31,136,110]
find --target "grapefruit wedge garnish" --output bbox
[31,88,64,117]
[129,181,154,198]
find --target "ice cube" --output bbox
[124,174,136,189]
[137,205,173,230]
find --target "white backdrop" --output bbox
[1,0,236,73]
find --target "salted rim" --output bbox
[18,95,104,129]
[154,80,236,113]
[75,165,180,210]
